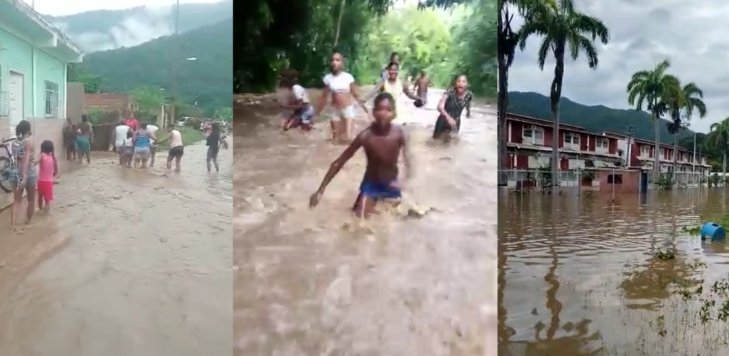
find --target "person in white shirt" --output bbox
[146,124,160,167]
[314,49,368,142]
[278,69,314,131]
[111,120,131,165]
[157,128,184,171]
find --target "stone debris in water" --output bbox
[396,202,432,218]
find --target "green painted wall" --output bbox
[0,25,67,120]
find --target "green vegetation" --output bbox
[67,18,232,118]
[236,0,495,96]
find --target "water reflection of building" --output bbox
[503,112,711,187]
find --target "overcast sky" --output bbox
[509,0,729,133]
[23,0,222,17]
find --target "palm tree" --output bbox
[626,60,680,176]
[496,0,556,186]
[661,81,707,178]
[517,0,609,187]
[708,119,729,178]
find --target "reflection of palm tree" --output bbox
[545,197,562,339]
[497,245,514,345]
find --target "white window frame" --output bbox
[522,126,544,145]
[596,137,609,150]
[45,80,59,118]
[564,132,580,146]
[640,145,651,157]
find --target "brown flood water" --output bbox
[0,142,232,356]
[234,89,497,355]
[498,190,729,355]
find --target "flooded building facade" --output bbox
[502,112,711,188]
[0,0,82,166]
[621,137,711,175]
[504,113,623,186]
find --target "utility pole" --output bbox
[625,125,634,168]
[693,131,697,173]
[168,0,180,128]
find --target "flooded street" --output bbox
[234,89,497,355]
[498,190,729,355]
[0,141,233,356]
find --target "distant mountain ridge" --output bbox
[81,18,232,113]
[47,1,232,52]
[507,91,695,144]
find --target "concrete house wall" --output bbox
[0,0,82,172]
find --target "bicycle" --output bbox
[0,136,17,193]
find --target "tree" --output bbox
[67,63,104,93]
[214,107,233,122]
[708,119,729,178]
[130,86,167,123]
[627,60,679,176]
[661,80,706,176]
[518,0,609,187]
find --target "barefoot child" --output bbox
[309,92,412,218]
[123,130,134,167]
[37,140,58,212]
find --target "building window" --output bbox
[640,145,651,157]
[564,132,580,145]
[45,81,59,117]
[522,127,544,144]
[597,137,609,149]
[607,174,623,184]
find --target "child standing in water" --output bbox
[37,140,58,212]
[123,130,135,167]
[309,92,412,218]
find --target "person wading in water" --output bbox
[9,120,37,227]
[413,69,432,106]
[366,62,421,125]
[111,120,131,165]
[309,92,412,218]
[132,123,156,168]
[76,115,93,163]
[380,52,400,84]
[314,49,368,142]
[62,117,77,161]
[206,122,221,173]
[433,74,472,141]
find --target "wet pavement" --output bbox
[498,190,729,355]
[0,141,233,356]
[234,89,497,355]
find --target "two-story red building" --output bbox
[623,137,711,174]
[505,112,623,170]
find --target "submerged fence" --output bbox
[499,169,712,194]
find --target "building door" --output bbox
[8,71,24,137]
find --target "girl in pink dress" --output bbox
[37,140,58,211]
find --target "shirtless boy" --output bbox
[413,70,432,105]
[309,92,411,218]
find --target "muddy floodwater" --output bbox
[498,190,729,355]
[0,142,232,356]
[234,89,497,355]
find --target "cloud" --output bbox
[508,0,729,132]
[52,6,174,52]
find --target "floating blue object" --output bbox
[701,222,726,241]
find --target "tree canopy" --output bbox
[235,0,496,96]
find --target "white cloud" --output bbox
[23,0,221,17]
[509,0,729,133]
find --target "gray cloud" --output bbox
[509,0,729,132]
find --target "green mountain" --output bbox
[47,1,232,52]
[80,18,232,114]
[507,91,696,144]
